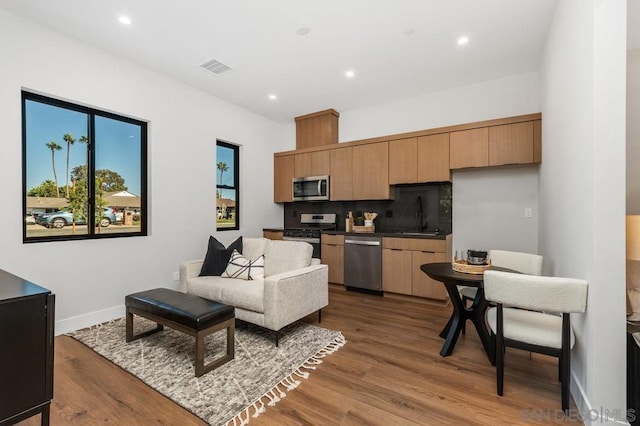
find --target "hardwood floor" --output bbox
[20,289,577,425]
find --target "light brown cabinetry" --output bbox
[321,234,344,285]
[533,119,542,163]
[330,147,352,201]
[417,133,451,182]
[412,251,447,300]
[450,128,489,169]
[352,142,392,200]
[389,137,418,184]
[389,134,451,184]
[382,236,451,301]
[294,150,331,178]
[274,155,295,203]
[489,121,534,166]
[382,248,413,294]
[263,230,283,240]
[295,109,339,150]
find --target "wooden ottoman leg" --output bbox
[126,307,134,342]
[194,318,235,377]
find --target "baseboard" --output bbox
[571,369,630,425]
[55,304,125,335]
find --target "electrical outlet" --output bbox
[173,271,179,281]
[524,208,533,218]
[386,210,393,218]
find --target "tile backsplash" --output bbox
[284,182,452,233]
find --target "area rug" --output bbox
[70,318,345,425]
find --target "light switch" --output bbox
[524,208,533,218]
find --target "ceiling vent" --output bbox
[200,58,233,76]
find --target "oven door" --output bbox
[282,236,321,258]
[292,176,329,201]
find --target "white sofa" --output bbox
[179,237,328,343]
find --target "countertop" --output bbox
[262,228,450,240]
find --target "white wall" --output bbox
[452,166,539,255]
[628,48,640,214]
[540,0,627,422]
[0,9,288,334]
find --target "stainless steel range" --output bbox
[283,213,336,258]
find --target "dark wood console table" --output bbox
[0,269,55,426]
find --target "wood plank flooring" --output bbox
[20,289,577,425]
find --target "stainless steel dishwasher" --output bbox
[344,235,382,292]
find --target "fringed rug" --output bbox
[70,317,345,425]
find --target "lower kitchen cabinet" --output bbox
[412,251,448,300]
[321,234,344,285]
[382,248,413,294]
[382,236,451,301]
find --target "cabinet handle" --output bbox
[421,250,435,253]
[390,248,403,251]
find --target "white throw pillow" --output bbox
[222,249,265,280]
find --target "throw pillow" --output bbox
[222,249,265,280]
[199,236,242,276]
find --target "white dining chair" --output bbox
[483,270,588,413]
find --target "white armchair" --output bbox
[484,270,588,413]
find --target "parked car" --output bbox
[36,208,117,229]
[25,212,36,225]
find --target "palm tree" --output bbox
[46,141,62,197]
[217,161,229,187]
[63,133,76,198]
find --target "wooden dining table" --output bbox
[420,262,515,362]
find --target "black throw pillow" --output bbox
[199,236,243,276]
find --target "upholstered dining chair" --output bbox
[483,270,588,413]
[459,250,543,334]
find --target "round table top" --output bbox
[420,262,517,286]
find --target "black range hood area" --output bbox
[284,182,452,234]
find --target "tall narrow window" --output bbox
[22,91,147,242]
[216,140,239,230]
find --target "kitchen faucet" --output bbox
[416,196,428,232]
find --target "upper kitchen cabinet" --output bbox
[352,142,392,200]
[274,155,295,203]
[417,133,450,182]
[330,147,352,201]
[295,109,339,150]
[389,137,418,184]
[294,150,330,178]
[489,121,535,166]
[533,119,542,163]
[449,127,489,169]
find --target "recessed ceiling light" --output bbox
[404,28,415,36]
[296,27,310,36]
[345,70,355,78]
[118,15,132,25]
[457,36,469,45]
[268,94,277,101]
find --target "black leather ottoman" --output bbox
[125,288,235,377]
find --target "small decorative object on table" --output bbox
[452,249,491,274]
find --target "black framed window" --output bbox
[216,140,239,230]
[22,91,147,242]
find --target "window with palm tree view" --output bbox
[216,141,239,230]
[22,91,147,242]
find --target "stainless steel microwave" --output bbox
[292,175,330,201]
